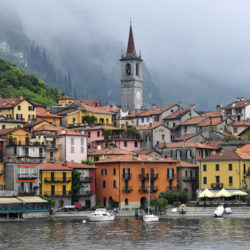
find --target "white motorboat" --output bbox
[88,208,115,222]
[214,205,224,217]
[143,174,159,222]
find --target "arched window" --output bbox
[126,63,131,75]
[136,63,139,75]
[99,118,104,124]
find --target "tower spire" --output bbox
[126,22,136,55]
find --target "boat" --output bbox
[225,207,232,214]
[88,208,115,222]
[179,204,187,214]
[143,174,159,222]
[214,205,224,217]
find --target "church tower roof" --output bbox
[126,23,136,55]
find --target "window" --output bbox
[154,116,159,122]
[141,117,144,123]
[51,172,54,181]
[63,172,66,182]
[103,197,106,206]
[2,125,5,129]
[71,137,74,145]
[125,198,129,205]
[81,147,84,153]
[134,141,138,148]
[126,63,131,75]
[97,131,100,137]
[88,132,90,138]
[233,127,238,133]
[136,63,139,75]
[28,106,34,111]
[81,138,84,145]
[94,156,99,161]
[203,177,207,184]
[50,151,54,161]
[18,105,21,110]
[216,176,220,184]
[103,180,106,188]
[216,164,219,171]
[173,122,175,127]
[229,176,233,185]
[113,168,116,176]
[71,146,74,153]
[101,169,107,176]
[53,119,56,125]
[147,117,150,122]
[124,141,127,147]
[51,185,55,196]
[113,180,116,188]
[185,170,188,177]
[62,185,66,195]
[162,134,165,141]
[228,164,232,171]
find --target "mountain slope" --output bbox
[0,57,61,106]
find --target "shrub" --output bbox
[91,204,105,210]
[159,190,188,205]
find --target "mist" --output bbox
[3,0,250,110]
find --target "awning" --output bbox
[231,190,248,196]
[198,188,215,198]
[214,188,232,198]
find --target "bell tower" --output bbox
[120,22,143,112]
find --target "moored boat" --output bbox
[214,205,224,217]
[88,208,115,222]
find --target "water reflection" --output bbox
[0,218,249,250]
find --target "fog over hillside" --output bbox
[3,0,250,110]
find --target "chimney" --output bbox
[178,101,182,111]
[152,104,156,109]
[20,94,24,100]
[216,104,222,112]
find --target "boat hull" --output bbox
[143,215,159,222]
[214,206,224,218]
[88,215,115,222]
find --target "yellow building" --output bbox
[57,96,75,106]
[0,138,5,190]
[0,116,25,129]
[39,162,72,208]
[0,95,37,122]
[199,150,250,191]
[228,121,250,136]
[0,128,31,145]
[238,127,250,140]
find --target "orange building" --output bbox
[95,154,178,210]
[36,108,62,126]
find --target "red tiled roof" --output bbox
[0,97,37,109]
[201,111,222,117]
[79,104,112,114]
[0,138,6,142]
[199,117,225,127]
[223,100,250,109]
[36,108,62,118]
[59,129,87,136]
[127,110,136,118]
[34,124,64,132]
[201,151,241,161]
[75,99,101,107]
[138,104,176,117]
[95,154,177,164]
[57,96,75,100]
[160,141,217,149]
[232,121,250,127]
[39,162,73,171]
[173,134,197,142]
[177,161,198,168]
[88,147,135,156]
[164,109,189,120]
[85,125,120,131]
[203,141,222,149]
[223,131,232,136]
[64,161,96,169]
[181,117,206,125]
[97,105,120,113]
[0,128,29,136]
[135,123,162,131]
[239,144,250,153]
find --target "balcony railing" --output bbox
[18,190,37,196]
[211,183,224,189]
[151,186,159,193]
[182,176,197,182]
[47,147,58,151]
[18,173,38,179]
[80,176,93,183]
[167,175,175,180]
[139,173,158,180]
[123,173,132,180]
[78,190,94,196]
[44,178,71,183]
[139,187,148,193]
[122,186,133,193]
[139,174,148,180]
[44,191,71,196]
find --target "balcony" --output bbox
[139,173,158,180]
[211,183,224,189]
[167,175,175,180]
[139,174,148,180]
[18,173,38,180]
[44,177,71,183]
[182,176,197,182]
[78,190,94,196]
[123,173,132,180]
[47,147,58,151]
[139,187,148,193]
[122,186,133,193]
[18,190,37,196]
[151,174,159,180]
[151,186,159,193]
[80,176,93,183]
[44,191,71,196]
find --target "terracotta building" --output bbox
[95,154,178,210]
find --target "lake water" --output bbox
[0,217,249,250]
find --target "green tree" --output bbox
[81,160,94,166]
[125,127,139,138]
[71,170,83,203]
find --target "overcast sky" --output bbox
[4,0,250,109]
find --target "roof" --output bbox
[239,144,250,153]
[232,121,250,127]
[135,123,163,131]
[34,124,63,132]
[18,196,48,203]
[199,117,225,127]
[63,161,96,169]
[59,129,87,136]
[85,125,121,131]
[127,23,136,55]
[75,99,101,107]
[201,151,241,161]
[95,154,177,164]
[80,104,112,114]
[57,96,75,100]
[160,141,217,149]
[203,141,222,149]
[181,117,206,125]
[238,127,250,136]
[177,161,198,168]
[223,131,233,136]
[0,96,37,109]
[0,198,22,204]
[173,134,197,142]
[0,127,29,136]
[0,138,6,142]
[88,147,135,156]
[24,120,51,129]
[97,105,120,113]
[223,100,250,109]
[138,104,176,117]
[39,162,73,171]
[164,109,189,120]
[201,111,222,117]
[36,108,62,118]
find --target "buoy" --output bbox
[82,220,87,223]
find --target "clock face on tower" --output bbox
[136,91,141,100]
